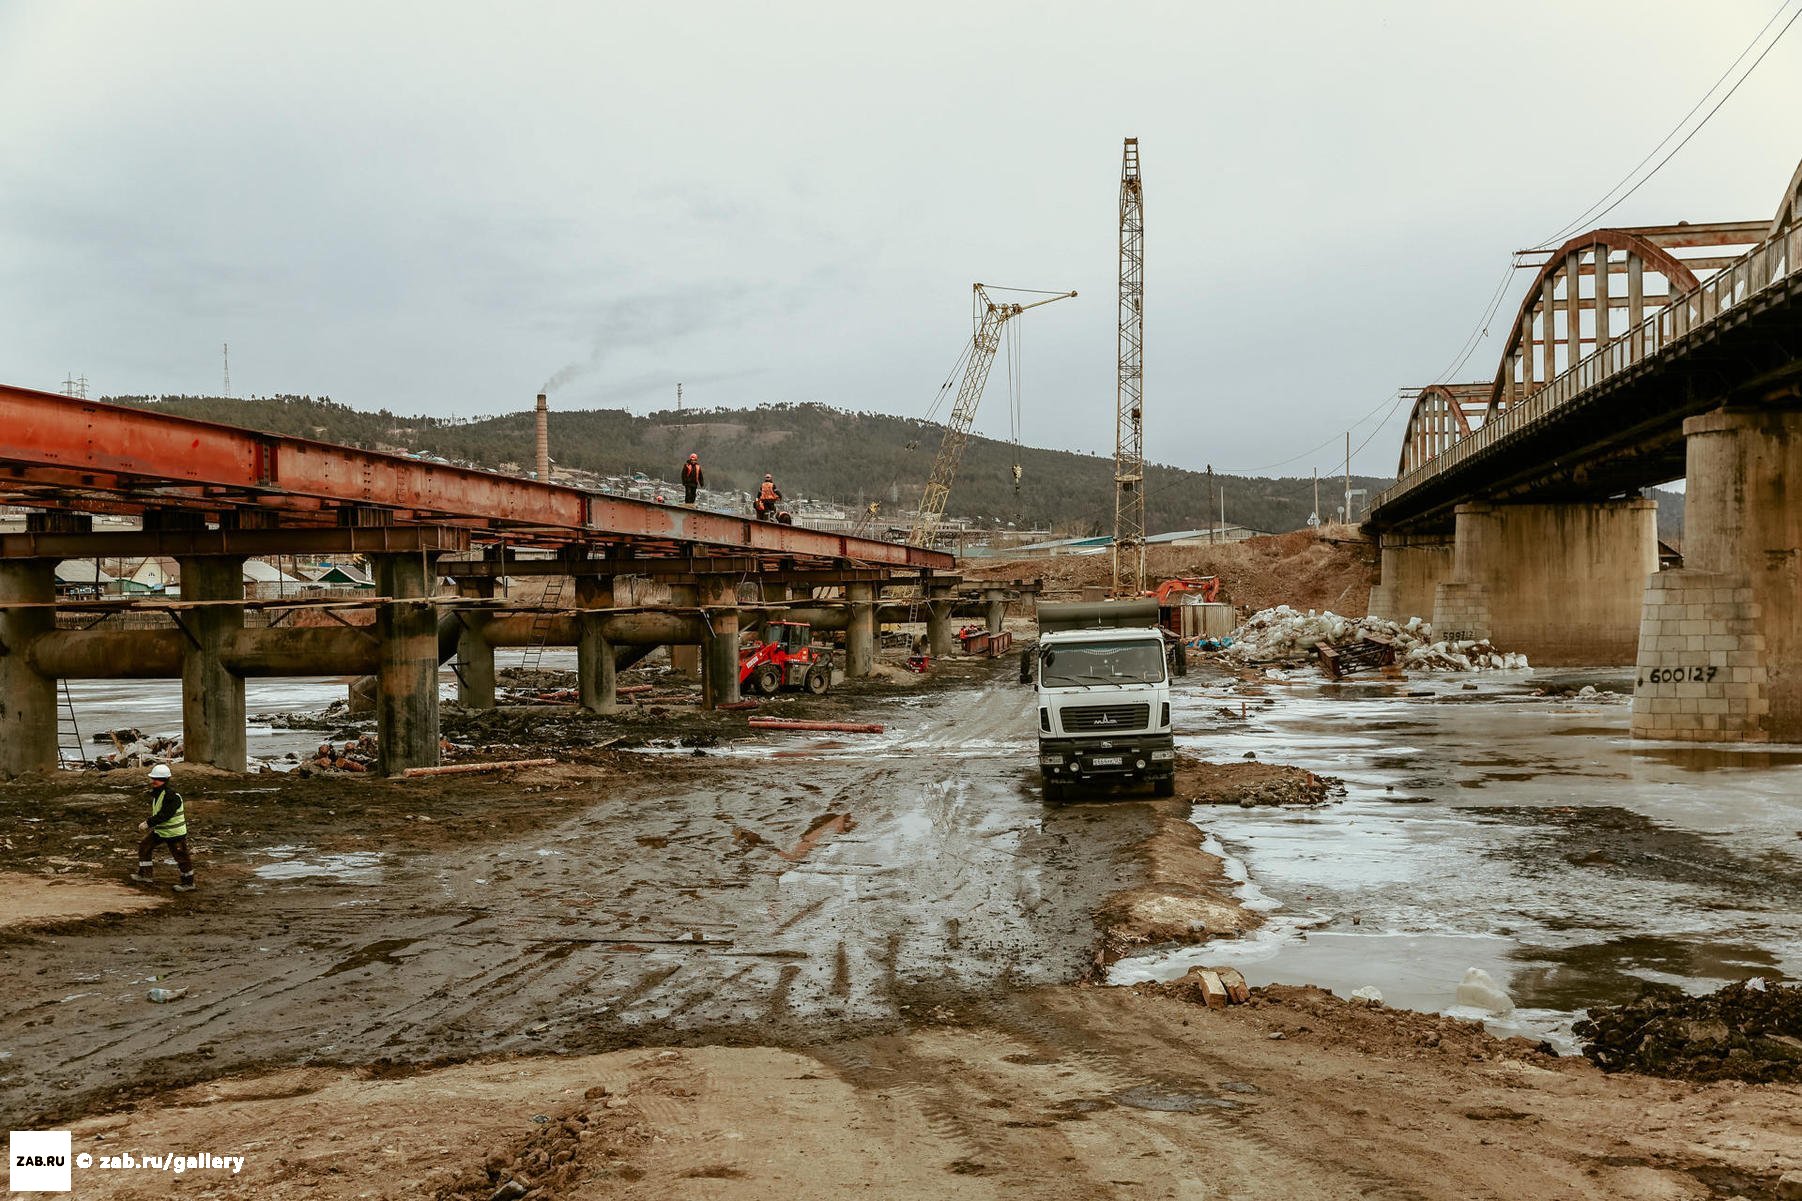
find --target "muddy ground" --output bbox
[3,659,1800,1198]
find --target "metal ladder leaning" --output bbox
[519,575,567,672]
[56,680,87,769]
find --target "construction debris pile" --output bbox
[87,730,182,771]
[1219,607,1529,672]
[1142,965,1255,1008]
[1573,979,1802,1083]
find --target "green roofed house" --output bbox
[309,563,376,590]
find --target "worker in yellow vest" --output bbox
[132,763,195,892]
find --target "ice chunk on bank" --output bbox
[1454,967,1515,1015]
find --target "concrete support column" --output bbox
[1433,499,1656,665]
[1634,407,1802,741]
[575,576,617,713]
[1368,534,1454,623]
[0,559,58,776]
[926,585,954,659]
[454,579,495,709]
[176,556,247,771]
[984,589,1008,636]
[668,584,699,677]
[846,582,875,678]
[372,552,441,776]
[698,577,740,709]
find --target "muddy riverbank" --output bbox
[5,659,1801,1196]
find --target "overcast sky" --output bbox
[3,1,1798,480]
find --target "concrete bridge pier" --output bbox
[453,579,496,709]
[668,584,700,678]
[1431,499,1657,664]
[0,559,57,776]
[698,577,741,709]
[1633,406,1802,742]
[984,589,1008,636]
[177,556,249,771]
[373,552,443,775]
[575,576,618,713]
[926,584,954,659]
[846,583,875,678]
[1367,534,1454,623]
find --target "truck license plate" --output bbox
[1091,755,1123,767]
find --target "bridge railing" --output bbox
[1372,223,1801,513]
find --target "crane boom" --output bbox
[1113,137,1147,597]
[908,283,1076,548]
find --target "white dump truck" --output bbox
[1027,599,1177,802]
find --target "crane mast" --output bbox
[1112,137,1146,597]
[908,283,1075,548]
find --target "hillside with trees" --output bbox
[109,393,1397,535]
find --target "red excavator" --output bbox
[739,621,833,695]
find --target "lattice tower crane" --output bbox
[906,283,1076,548]
[1112,137,1147,597]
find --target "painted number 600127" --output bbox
[1642,665,1718,684]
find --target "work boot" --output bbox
[172,879,197,893]
[129,869,154,884]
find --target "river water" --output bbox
[1111,667,1802,1048]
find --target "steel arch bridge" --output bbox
[1381,156,1802,509]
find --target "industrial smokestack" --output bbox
[534,393,550,483]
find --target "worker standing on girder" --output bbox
[131,763,196,892]
[755,473,782,521]
[681,453,704,505]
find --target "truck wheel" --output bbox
[1153,776,1176,797]
[754,664,782,695]
[804,666,830,694]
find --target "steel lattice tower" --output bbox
[1112,137,1146,596]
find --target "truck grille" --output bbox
[1061,703,1150,731]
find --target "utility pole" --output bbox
[1205,464,1215,543]
[1112,136,1147,596]
[676,382,683,411]
[1343,431,1352,525]
[1219,484,1226,535]
[1312,468,1320,527]
[223,343,231,398]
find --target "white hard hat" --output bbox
[148,763,173,780]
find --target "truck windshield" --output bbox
[1039,640,1166,688]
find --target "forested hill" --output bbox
[108,394,1394,535]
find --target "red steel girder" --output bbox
[0,385,953,571]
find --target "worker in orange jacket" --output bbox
[680,454,704,505]
[754,474,782,521]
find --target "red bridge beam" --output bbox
[0,386,952,570]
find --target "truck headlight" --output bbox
[1039,754,1063,766]
[1151,750,1175,761]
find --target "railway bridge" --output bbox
[1367,157,1802,742]
[0,387,961,776]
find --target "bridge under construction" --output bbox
[0,385,980,776]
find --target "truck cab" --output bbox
[1029,600,1177,802]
